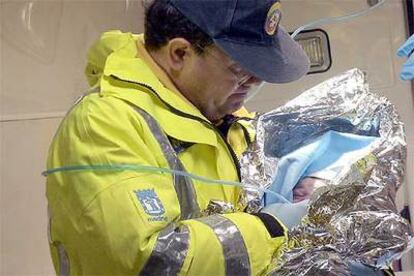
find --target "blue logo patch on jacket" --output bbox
[135,189,167,222]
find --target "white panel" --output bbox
[0,0,144,274]
[1,118,61,275]
[396,271,414,275]
[1,0,143,119]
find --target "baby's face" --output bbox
[293,177,326,203]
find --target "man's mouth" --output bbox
[234,84,251,95]
[232,91,248,99]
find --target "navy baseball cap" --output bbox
[168,0,310,83]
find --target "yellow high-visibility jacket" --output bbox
[46,31,287,276]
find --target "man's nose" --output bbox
[240,75,263,86]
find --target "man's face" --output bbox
[180,45,263,122]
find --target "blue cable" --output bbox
[291,0,387,39]
[42,163,290,203]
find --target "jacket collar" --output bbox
[98,33,219,147]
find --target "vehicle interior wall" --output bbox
[1,1,144,274]
[1,0,413,274]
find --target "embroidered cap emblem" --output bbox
[135,189,166,218]
[264,2,282,36]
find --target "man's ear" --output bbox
[166,38,194,71]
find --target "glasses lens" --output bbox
[228,64,252,84]
[197,44,254,84]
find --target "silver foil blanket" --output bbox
[239,69,413,274]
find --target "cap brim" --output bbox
[214,27,310,84]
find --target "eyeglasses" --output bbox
[194,44,254,85]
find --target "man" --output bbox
[45,0,309,275]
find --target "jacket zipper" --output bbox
[227,116,255,145]
[109,75,242,181]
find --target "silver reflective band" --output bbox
[133,107,200,220]
[47,205,53,244]
[197,215,251,276]
[57,243,70,276]
[140,224,190,276]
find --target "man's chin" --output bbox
[209,100,245,122]
[225,101,245,116]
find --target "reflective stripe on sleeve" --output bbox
[133,107,200,219]
[140,224,190,276]
[196,215,251,276]
[57,243,70,276]
[47,205,53,244]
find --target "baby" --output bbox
[265,130,379,205]
[292,177,325,203]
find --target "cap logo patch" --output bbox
[265,2,282,36]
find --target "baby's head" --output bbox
[293,177,326,203]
